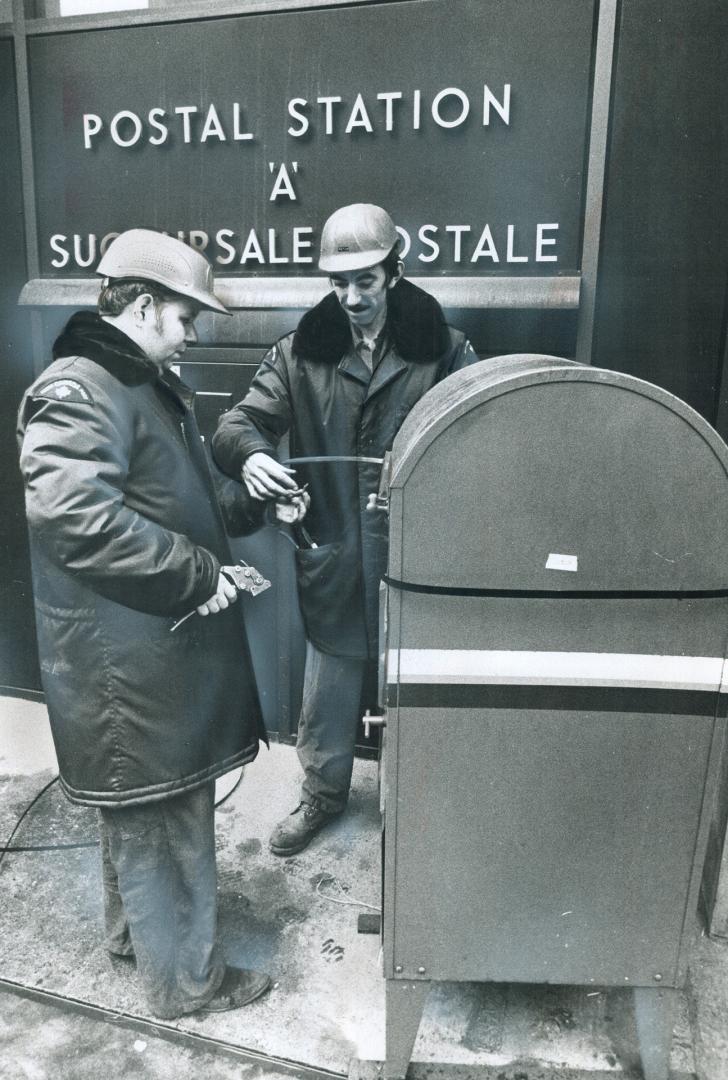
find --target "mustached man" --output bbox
[213,204,478,856]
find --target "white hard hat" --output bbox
[318,204,399,273]
[97,229,230,315]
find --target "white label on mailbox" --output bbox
[545,552,578,572]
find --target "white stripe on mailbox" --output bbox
[388,649,727,692]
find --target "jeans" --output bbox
[297,641,371,814]
[98,782,225,1019]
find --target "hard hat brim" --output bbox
[318,247,392,274]
[181,284,231,316]
[96,268,231,315]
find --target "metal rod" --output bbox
[284,455,384,466]
[0,978,346,1080]
[575,0,620,364]
[12,0,39,284]
[12,0,48,378]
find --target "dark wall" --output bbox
[4,0,728,699]
[451,307,577,361]
[0,39,40,693]
[593,0,728,423]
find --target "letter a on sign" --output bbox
[269,163,298,202]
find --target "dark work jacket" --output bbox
[212,279,479,659]
[17,312,266,807]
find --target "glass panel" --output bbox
[31,1,306,20]
[59,0,148,12]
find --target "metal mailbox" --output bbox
[379,355,728,1080]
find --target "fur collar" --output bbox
[292,277,451,365]
[52,311,158,387]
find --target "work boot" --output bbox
[195,965,271,1014]
[269,800,340,856]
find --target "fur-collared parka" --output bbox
[17,312,266,806]
[212,279,479,659]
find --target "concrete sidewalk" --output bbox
[0,696,726,1080]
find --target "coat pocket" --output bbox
[294,541,366,655]
[294,541,343,604]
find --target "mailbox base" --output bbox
[634,985,678,1080]
[385,978,430,1080]
[382,980,678,1080]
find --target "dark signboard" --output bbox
[29,0,596,276]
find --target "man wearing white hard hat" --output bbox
[17,229,305,1018]
[213,204,478,855]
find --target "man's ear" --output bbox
[133,293,155,322]
[388,261,405,289]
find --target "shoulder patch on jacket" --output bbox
[33,378,95,405]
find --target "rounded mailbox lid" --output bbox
[388,354,728,593]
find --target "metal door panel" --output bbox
[389,706,715,986]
